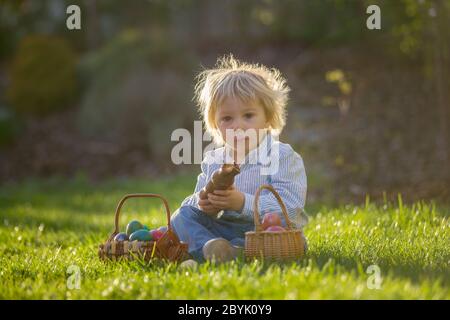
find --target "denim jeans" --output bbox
[170,205,255,262]
[171,205,308,262]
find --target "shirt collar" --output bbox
[222,132,275,165]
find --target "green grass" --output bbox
[0,172,448,299]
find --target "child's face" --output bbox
[215,97,269,153]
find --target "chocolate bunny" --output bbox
[199,163,240,200]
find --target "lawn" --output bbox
[0,172,448,299]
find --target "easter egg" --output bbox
[265,225,285,232]
[126,220,144,236]
[151,229,165,241]
[157,226,168,233]
[261,212,282,230]
[113,232,129,242]
[129,229,153,241]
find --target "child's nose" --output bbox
[232,121,246,131]
[232,117,245,130]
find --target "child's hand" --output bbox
[207,185,245,212]
[198,198,221,215]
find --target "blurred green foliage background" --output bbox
[0,0,449,204]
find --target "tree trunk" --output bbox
[431,0,449,177]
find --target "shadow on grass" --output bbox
[0,172,197,214]
[0,175,195,233]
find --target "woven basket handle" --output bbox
[107,193,171,241]
[253,184,296,232]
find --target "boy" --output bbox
[171,55,308,263]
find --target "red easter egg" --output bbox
[265,225,285,232]
[261,212,282,230]
[151,229,165,241]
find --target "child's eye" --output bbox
[221,116,232,122]
[244,113,254,119]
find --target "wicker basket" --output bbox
[245,184,306,262]
[98,193,188,263]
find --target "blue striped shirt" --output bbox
[181,133,308,228]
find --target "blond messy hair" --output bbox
[194,54,290,145]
